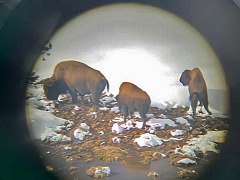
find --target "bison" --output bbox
[40,60,109,107]
[179,67,212,118]
[116,82,151,129]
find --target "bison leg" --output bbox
[140,113,148,129]
[198,101,204,114]
[69,90,78,104]
[93,93,101,111]
[128,106,135,119]
[93,79,108,107]
[122,105,129,121]
[203,104,212,115]
[190,93,198,118]
[198,93,212,115]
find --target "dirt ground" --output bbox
[34,93,229,180]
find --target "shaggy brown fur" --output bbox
[116,82,151,129]
[41,60,109,106]
[179,67,211,117]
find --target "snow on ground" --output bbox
[152,100,229,119]
[25,83,228,162]
[26,85,70,140]
[26,106,68,140]
[134,133,163,147]
[175,117,191,126]
[179,130,228,156]
[146,118,177,129]
[177,158,197,165]
[26,84,43,98]
[171,130,186,136]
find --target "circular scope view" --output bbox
[25,3,230,180]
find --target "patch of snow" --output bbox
[26,98,51,109]
[58,94,69,102]
[64,146,72,150]
[175,117,190,126]
[112,123,124,134]
[26,106,68,140]
[177,158,197,165]
[146,114,155,118]
[92,112,97,119]
[161,154,167,158]
[95,167,111,177]
[112,117,124,123]
[173,104,181,108]
[74,106,81,111]
[147,118,177,129]
[151,101,178,110]
[162,137,184,142]
[182,130,228,155]
[112,137,121,143]
[101,167,111,176]
[174,148,184,155]
[133,112,141,118]
[117,119,143,130]
[122,119,134,130]
[26,84,43,98]
[181,145,199,157]
[171,130,186,136]
[159,114,168,119]
[99,107,109,111]
[134,121,144,129]
[66,121,74,131]
[101,96,116,105]
[74,128,90,140]
[111,106,120,113]
[54,125,66,133]
[99,142,106,146]
[149,129,155,134]
[134,133,163,147]
[45,134,71,142]
[80,123,90,131]
[147,122,161,130]
[151,102,168,110]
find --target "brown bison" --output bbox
[179,67,212,118]
[40,60,109,106]
[116,82,151,129]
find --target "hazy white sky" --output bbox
[33,3,229,108]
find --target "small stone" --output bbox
[147,171,159,179]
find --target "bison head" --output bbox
[179,69,191,86]
[40,78,67,100]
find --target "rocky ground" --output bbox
[32,93,229,180]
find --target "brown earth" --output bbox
[34,94,229,179]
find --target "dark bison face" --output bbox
[41,78,67,100]
[179,70,191,86]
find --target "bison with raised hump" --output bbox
[116,82,151,129]
[179,67,212,118]
[41,60,109,107]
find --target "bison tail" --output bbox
[106,80,110,92]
